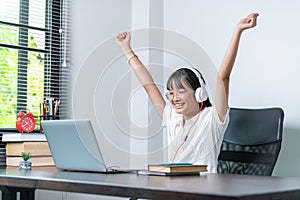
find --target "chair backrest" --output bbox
[217,107,284,176]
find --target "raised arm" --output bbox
[216,13,259,122]
[115,32,166,119]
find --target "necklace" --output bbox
[171,102,203,162]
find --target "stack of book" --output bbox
[138,163,207,176]
[3,133,55,167]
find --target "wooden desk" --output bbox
[1,167,300,200]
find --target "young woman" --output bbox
[115,13,259,173]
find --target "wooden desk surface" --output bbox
[1,167,300,200]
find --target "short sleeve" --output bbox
[212,106,230,135]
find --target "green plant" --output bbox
[21,152,31,161]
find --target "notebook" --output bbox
[41,119,132,173]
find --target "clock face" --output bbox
[16,112,36,133]
[20,115,36,132]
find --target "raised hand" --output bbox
[216,12,259,122]
[115,32,131,53]
[237,13,259,31]
[114,30,166,118]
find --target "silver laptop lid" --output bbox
[41,119,107,172]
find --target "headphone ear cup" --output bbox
[195,87,208,103]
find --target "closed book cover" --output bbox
[137,170,201,176]
[148,163,207,173]
[6,156,55,166]
[2,133,47,142]
[6,142,52,156]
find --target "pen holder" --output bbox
[40,98,60,132]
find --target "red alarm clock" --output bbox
[16,112,36,133]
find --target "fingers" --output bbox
[115,32,132,52]
[249,13,259,18]
[116,32,129,40]
[247,13,259,26]
[237,13,259,31]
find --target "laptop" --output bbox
[41,119,132,173]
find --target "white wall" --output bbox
[70,0,300,177]
[71,0,133,168]
[71,0,165,171]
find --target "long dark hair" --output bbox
[166,68,212,108]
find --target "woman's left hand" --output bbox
[237,13,259,31]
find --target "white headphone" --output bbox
[183,66,208,103]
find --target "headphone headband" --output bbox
[181,66,208,103]
[182,66,205,87]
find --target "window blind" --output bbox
[0,0,71,131]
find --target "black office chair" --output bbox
[217,107,284,176]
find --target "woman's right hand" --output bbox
[115,32,165,119]
[115,32,132,53]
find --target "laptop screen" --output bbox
[41,119,107,172]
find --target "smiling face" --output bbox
[166,68,210,120]
[167,79,200,120]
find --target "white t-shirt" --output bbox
[162,104,229,173]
